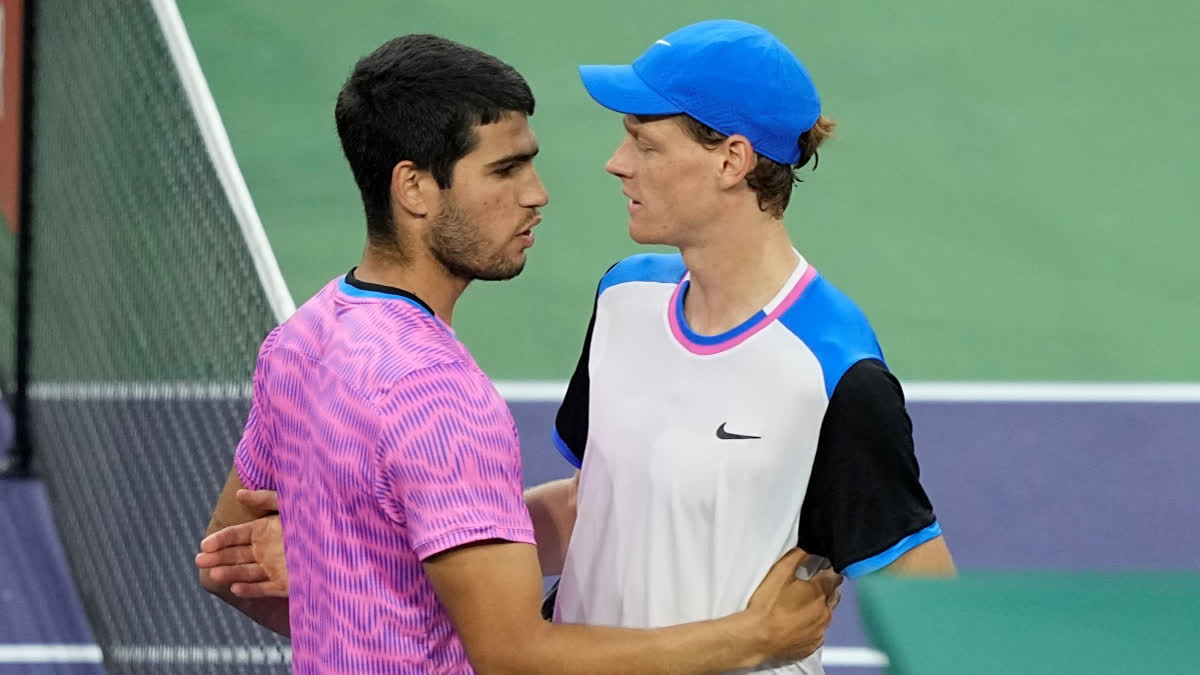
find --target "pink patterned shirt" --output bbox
[235,272,535,673]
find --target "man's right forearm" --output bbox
[483,610,774,675]
[427,538,827,674]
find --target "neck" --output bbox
[354,244,469,325]
[679,218,800,336]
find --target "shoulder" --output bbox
[272,290,472,404]
[779,272,885,397]
[596,252,687,297]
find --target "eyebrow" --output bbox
[623,116,639,137]
[487,146,540,168]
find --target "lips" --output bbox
[515,214,541,247]
[517,214,542,236]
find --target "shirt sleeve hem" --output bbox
[414,526,537,561]
[552,427,583,469]
[234,452,271,492]
[841,520,943,578]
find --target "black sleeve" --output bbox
[553,267,614,469]
[796,358,937,575]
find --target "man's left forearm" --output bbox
[201,579,291,637]
[523,472,579,576]
[200,466,291,635]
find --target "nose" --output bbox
[522,167,550,208]
[605,137,634,179]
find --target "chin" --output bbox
[628,221,668,246]
[475,256,526,282]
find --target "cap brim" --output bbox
[578,64,682,116]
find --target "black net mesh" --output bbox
[24,0,290,671]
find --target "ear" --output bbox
[717,135,758,189]
[390,160,439,218]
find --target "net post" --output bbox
[3,0,35,478]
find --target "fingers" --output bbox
[748,548,810,610]
[200,523,255,553]
[231,581,288,599]
[236,489,279,513]
[204,563,269,585]
[194,546,258,569]
[811,569,844,598]
[755,548,810,599]
[769,548,810,579]
[827,585,843,609]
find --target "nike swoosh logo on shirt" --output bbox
[716,423,761,440]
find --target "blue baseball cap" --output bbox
[579,20,821,165]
